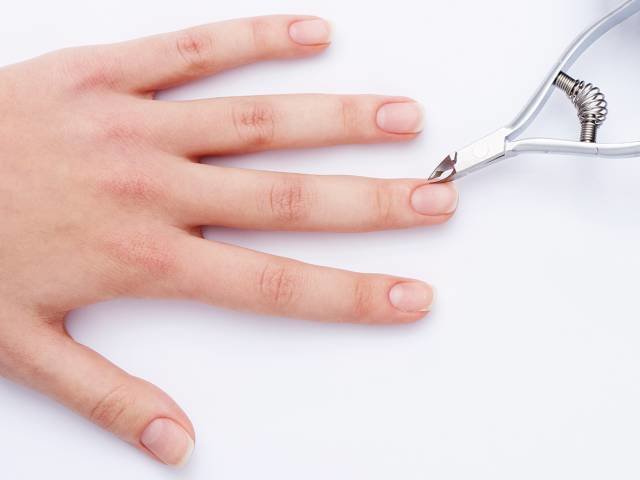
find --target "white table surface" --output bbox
[2,0,640,478]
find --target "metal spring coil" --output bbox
[554,71,608,143]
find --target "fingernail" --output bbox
[289,19,332,45]
[389,282,435,313]
[141,418,195,467]
[411,184,458,216]
[376,102,425,134]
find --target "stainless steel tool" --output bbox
[427,0,640,184]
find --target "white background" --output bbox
[1,0,640,478]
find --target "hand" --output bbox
[0,15,458,466]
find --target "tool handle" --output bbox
[507,1,640,140]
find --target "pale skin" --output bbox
[0,15,458,466]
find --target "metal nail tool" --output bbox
[427,0,640,184]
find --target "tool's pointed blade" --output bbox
[427,154,458,184]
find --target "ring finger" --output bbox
[170,236,437,324]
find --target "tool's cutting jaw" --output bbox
[427,154,458,183]
[428,128,510,184]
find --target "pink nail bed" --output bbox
[411,184,458,216]
[140,418,194,467]
[389,282,434,313]
[376,102,425,134]
[289,19,332,46]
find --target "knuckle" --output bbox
[371,181,400,228]
[338,97,363,138]
[350,276,377,323]
[94,112,147,149]
[267,176,312,224]
[97,167,162,204]
[232,101,276,148]
[248,18,273,55]
[174,28,215,75]
[258,262,303,311]
[54,47,119,92]
[89,384,134,431]
[103,232,177,280]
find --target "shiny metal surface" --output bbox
[428,129,510,183]
[554,71,608,143]
[428,0,640,184]
[507,138,640,158]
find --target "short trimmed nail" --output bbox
[376,102,425,134]
[411,184,458,216]
[141,418,194,467]
[289,19,332,45]
[389,282,435,313]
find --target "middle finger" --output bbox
[172,164,458,231]
[152,94,425,157]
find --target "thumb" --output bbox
[3,322,195,467]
